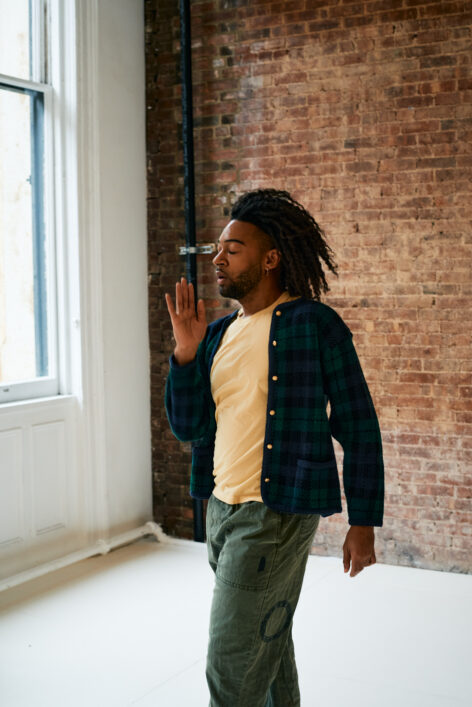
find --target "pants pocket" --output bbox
[215,506,281,591]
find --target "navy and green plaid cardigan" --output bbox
[165,297,384,526]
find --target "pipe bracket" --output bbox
[178,244,216,255]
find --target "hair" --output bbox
[230,188,338,300]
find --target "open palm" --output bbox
[165,278,207,364]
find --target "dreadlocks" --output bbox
[230,188,338,300]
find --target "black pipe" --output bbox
[179,0,204,543]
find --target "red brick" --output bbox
[145,0,472,572]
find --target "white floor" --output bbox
[0,535,471,707]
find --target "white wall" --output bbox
[97,0,152,534]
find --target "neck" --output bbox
[238,280,284,317]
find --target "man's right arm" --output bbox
[164,349,212,442]
[164,278,210,442]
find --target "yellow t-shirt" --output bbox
[210,291,295,504]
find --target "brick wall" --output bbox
[145,0,472,572]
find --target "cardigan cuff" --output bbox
[169,353,198,370]
[348,515,383,527]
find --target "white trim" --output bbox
[0,393,75,414]
[0,73,49,92]
[0,522,162,592]
[0,378,57,401]
[0,521,205,592]
[47,0,109,542]
[30,0,47,83]
[51,0,75,399]
[74,0,110,540]
[48,0,73,400]
[43,58,59,397]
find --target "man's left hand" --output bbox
[343,526,376,578]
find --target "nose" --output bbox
[213,249,226,268]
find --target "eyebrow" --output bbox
[217,238,246,246]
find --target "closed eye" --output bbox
[215,247,239,256]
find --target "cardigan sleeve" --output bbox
[164,345,212,443]
[319,314,385,526]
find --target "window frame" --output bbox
[0,0,60,404]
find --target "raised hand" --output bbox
[165,278,207,365]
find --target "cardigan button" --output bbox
[272,340,277,346]
[264,477,270,482]
[272,375,278,381]
[275,310,281,316]
[269,409,275,416]
[267,444,273,450]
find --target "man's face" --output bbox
[212,220,270,300]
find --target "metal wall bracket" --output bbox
[178,244,216,255]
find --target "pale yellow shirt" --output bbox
[210,291,295,504]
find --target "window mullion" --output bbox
[29,0,47,84]
[0,74,50,95]
[29,89,47,377]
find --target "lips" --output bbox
[216,271,227,283]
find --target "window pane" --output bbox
[0,87,48,385]
[0,0,31,80]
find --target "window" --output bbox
[0,0,58,403]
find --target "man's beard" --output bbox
[218,263,263,300]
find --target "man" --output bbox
[164,189,384,707]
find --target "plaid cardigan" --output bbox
[165,297,384,526]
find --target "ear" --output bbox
[264,248,281,272]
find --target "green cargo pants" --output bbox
[205,492,320,707]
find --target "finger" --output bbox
[188,280,195,312]
[350,559,364,578]
[343,544,350,573]
[197,298,206,322]
[175,281,182,315]
[181,277,191,311]
[165,292,176,320]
